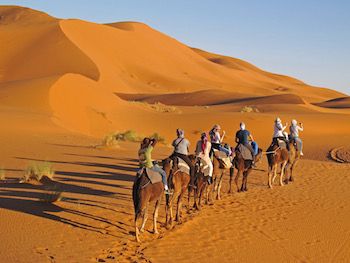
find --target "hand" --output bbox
[223,130,226,135]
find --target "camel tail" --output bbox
[132,174,142,217]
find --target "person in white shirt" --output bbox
[289,119,304,156]
[272,117,289,150]
[195,133,213,184]
[209,124,231,156]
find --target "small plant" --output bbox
[22,161,55,182]
[102,133,120,148]
[0,167,5,181]
[149,132,166,143]
[240,105,259,113]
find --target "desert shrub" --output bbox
[23,161,55,182]
[240,105,259,113]
[149,132,166,143]
[0,167,5,181]
[116,130,142,142]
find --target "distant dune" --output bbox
[314,97,350,108]
[0,5,348,135]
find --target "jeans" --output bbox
[293,137,303,152]
[212,143,231,156]
[151,165,168,187]
[251,141,259,156]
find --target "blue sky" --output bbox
[2,0,349,95]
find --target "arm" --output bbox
[298,123,304,131]
[150,138,157,147]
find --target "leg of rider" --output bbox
[218,145,231,156]
[152,165,168,190]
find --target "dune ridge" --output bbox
[0,5,348,136]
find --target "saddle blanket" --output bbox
[138,167,162,184]
[236,144,253,161]
[277,139,287,149]
[177,158,190,175]
[198,158,211,177]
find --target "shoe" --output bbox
[164,189,173,195]
[300,152,304,156]
[207,177,213,185]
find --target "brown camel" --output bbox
[284,140,301,183]
[132,170,163,242]
[191,158,211,210]
[229,148,263,192]
[162,155,196,228]
[212,156,231,200]
[266,144,289,188]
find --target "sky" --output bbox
[1,0,349,95]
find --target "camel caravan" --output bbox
[133,118,304,242]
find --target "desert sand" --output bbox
[0,5,349,263]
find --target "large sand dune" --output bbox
[1,5,348,136]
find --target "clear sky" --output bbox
[2,0,349,95]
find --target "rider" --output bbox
[138,137,171,194]
[171,129,196,188]
[272,117,289,150]
[209,124,231,156]
[289,119,304,156]
[195,133,213,184]
[235,122,256,159]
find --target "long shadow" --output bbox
[0,196,114,235]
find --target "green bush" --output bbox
[23,161,55,182]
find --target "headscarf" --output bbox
[176,128,184,138]
[240,122,246,130]
[291,119,297,126]
[275,117,281,123]
[140,137,150,149]
[200,132,207,154]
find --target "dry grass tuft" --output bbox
[22,161,55,183]
[240,105,260,113]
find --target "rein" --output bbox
[262,147,280,155]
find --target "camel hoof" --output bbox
[140,228,145,233]
[153,230,159,234]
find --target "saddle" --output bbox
[276,139,287,149]
[236,144,253,161]
[137,167,163,188]
[213,150,232,169]
[175,157,190,175]
[197,158,211,177]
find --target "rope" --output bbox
[262,147,280,155]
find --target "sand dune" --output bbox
[315,96,350,108]
[1,5,347,136]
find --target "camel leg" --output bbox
[280,161,287,186]
[228,167,234,193]
[268,165,273,189]
[135,212,142,242]
[176,192,184,223]
[194,185,199,210]
[272,164,278,184]
[153,199,160,234]
[198,186,203,210]
[140,205,148,233]
[217,172,224,200]
[235,170,242,192]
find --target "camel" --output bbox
[229,148,263,192]
[266,144,289,188]
[191,158,211,210]
[162,155,196,228]
[212,155,231,200]
[284,140,301,183]
[132,170,163,243]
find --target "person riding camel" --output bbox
[171,129,196,188]
[138,137,172,195]
[272,117,289,150]
[195,133,213,184]
[289,119,304,156]
[235,122,256,159]
[209,124,231,156]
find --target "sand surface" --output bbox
[0,5,350,263]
